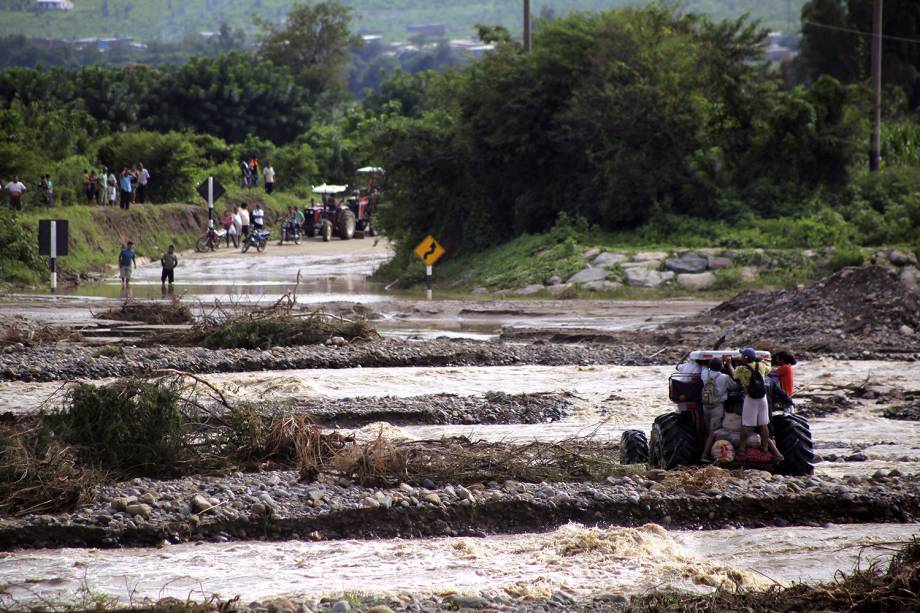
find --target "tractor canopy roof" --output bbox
[313,184,349,195]
[687,349,771,362]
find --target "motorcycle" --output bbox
[241,228,270,253]
[278,219,302,245]
[195,226,226,252]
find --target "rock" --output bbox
[443,595,490,609]
[125,503,153,519]
[456,485,474,500]
[140,493,157,505]
[584,247,601,259]
[111,496,137,512]
[567,267,609,284]
[423,493,441,505]
[624,267,674,288]
[706,255,734,270]
[471,287,489,294]
[620,260,659,269]
[582,280,622,292]
[676,271,716,290]
[739,266,759,282]
[546,283,573,295]
[595,594,628,604]
[190,494,211,513]
[328,336,347,347]
[900,266,919,291]
[890,250,917,266]
[646,469,668,482]
[251,502,268,515]
[544,275,562,286]
[900,325,915,336]
[331,601,352,613]
[362,497,380,509]
[664,253,709,274]
[308,489,325,504]
[633,251,668,262]
[421,478,436,490]
[846,452,868,462]
[399,483,415,494]
[514,284,545,295]
[267,597,296,613]
[366,607,396,613]
[592,252,628,267]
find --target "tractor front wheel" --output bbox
[619,429,649,465]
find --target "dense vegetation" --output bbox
[1,1,919,287]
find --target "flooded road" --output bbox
[2,523,914,605]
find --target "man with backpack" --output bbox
[700,358,737,461]
[725,348,784,460]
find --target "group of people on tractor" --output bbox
[675,348,798,464]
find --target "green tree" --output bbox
[256,1,359,107]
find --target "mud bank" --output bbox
[253,392,572,427]
[0,339,672,382]
[2,469,917,550]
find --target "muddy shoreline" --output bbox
[2,469,916,551]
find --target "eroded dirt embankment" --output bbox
[1,469,916,550]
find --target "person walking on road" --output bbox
[263,162,275,194]
[5,176,26,211]
[160,244,178,289]
[118,241,137,288]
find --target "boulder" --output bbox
[546,283,573,295]
[740,266,759,282]
[190,494,211,513]
[633,250,668,262]
[592,252,628,267]
[125,503,153,520]
[624,267,674,287]
[544,275,563,286]
[664,252,709,274]
[514,284,545,295]
[584,247,601,259]
[620,260,659,269]
[706,255,734,270]
[567,267,609,284]
[676,272,716,289]
[900,266,918,291]
[890,249,918,266]
[582,280,622,291]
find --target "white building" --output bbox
[36,0,75,10]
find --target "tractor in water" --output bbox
[305,184,357,241]
[619,349,814,476]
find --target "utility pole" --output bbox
[870,0,883,172]
[523,0,532,52]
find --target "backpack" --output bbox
[701,373,720,408]
[745,363,766,399]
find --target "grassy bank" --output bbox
[0,187,305,287]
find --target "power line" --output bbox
[803,20,920,45]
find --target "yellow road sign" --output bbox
[414,234,445,266]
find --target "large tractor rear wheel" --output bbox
[649,412,699,469]
[339,209,356,240]
[772,413,815,476]
[619,429,649,465]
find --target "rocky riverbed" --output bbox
[2,466,916,551]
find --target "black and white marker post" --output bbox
[39,219,68,293]
[426,264,433,301]
[207,176,215,229]
[49,220,57,291]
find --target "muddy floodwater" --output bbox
[2,523,916,604]
[3,238,919,609]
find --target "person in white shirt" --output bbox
[239,203,250,239]
[251,203,265,230]
[137,163,151,203]
[263,163,275,195]
[6,177,26,211]
[701,358,739,460]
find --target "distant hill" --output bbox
[0,0,805,43]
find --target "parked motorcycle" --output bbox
[241,228,270,253]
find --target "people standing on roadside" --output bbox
[240,159,251,188]
[232,206,243,247]
[44,174,54,206]
[725,348,784,461]
[5,176,26,211]
[160,244,178,289]
[250,158,260,188]
[97,167,107,206]
[251,202,264,230]
[107,171,117,206]
[83,170,94,204]
[262,161,275,194]
[119,168,133,209]
[129,165,139,205]
[137,163,150,204]
[118,241,136,288]
[221,209,234,247]
[239,203,250,240]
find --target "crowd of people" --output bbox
[675,348,797,462]
[240,158,275,194]
[2,164,151,211]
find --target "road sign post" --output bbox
[196,177,225,229]
[413,235,445,300]
[38,219,69,292]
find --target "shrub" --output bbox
[826,245,865,271]
[95,131,203,203]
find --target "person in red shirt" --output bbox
[773,350,797,396]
